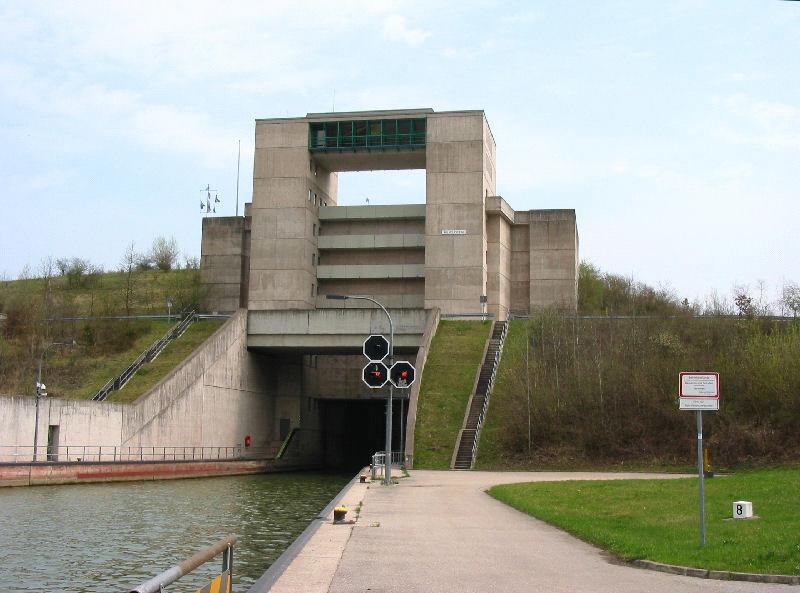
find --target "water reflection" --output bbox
[0,472,349,592]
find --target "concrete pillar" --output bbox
[200,217,247,313]
[424,112,495,314]
[486,214,511,320]
[248,119,337,310]
[529,209,579,311]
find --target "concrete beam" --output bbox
[318,204,425,221]
[317,234,425,250]
[316,264,424,280]
[247,308,428,350]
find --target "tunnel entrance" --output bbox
[319,398,406,471]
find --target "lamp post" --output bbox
[34,339,76,461]
[327,294,394,485]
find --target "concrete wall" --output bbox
[249,118,337,310]
[247,308,428,350]
[303,354,418,400]
[424,111,492,314]
[403,307,440,467]
[529,209,579,311]
[0,310,293,463]
[201,216,250,313]
[486,214,512,320]
[0,396,124,462]
[121,309,278,448]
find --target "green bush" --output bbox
[480,314,800,467]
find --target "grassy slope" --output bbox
[1,268,219,401]
[48,319,223,401]
[0,269,197,317]
[475,320,526,469]
[413,320,491,469]
[489,467,800,575]
[108,320,224,403]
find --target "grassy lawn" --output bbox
[107,319,224,403]
[489,467,800,575]
[413,320,491,469]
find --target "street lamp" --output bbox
[327,293,395,486]
[34,339,76,461]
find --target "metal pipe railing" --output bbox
[469,322,509,466]
[91,312,197,401]
[370,451,405,480]
[0,444,278,464]
[130,536,236,593]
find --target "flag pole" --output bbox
[235,140,241,217]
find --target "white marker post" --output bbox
[679,372,720,547]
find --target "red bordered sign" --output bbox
[679,372,720,410]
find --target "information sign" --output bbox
[679,372,720,411]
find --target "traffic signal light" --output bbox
[362,361,389,389]
[363,334,389,361]
[389,361,416,389]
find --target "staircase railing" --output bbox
[468,321,508,467]
[91,312,197,401]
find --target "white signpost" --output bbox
[679,372,720,410]
[679,372,719,547]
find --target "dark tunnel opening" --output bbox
[319,398,406,472]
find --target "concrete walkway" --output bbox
[273,471,795,593]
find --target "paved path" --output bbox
[323,470,793,593]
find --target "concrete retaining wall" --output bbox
[403,307,440,467]
[0,458,316,488]
[1,309,285,465]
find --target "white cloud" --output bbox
[713,94,800,151]
[382,15,430,47]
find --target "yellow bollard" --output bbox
[703,447,713,477]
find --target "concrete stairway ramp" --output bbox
[452,320,508,470]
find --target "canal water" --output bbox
[0,472,350,592]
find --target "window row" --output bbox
[309,118,426,150]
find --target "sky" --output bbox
[0,1,798,306]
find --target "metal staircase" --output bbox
[452,320,508,470]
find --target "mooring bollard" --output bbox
[333,506,347,523]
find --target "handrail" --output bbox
[0,444,279,464]
[371,451,405,480]
[275,428,298,460]
[468,321,508,467]
[130,535,236,593]
[91,312,197,401]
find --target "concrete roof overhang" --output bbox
[247,308,428,352]
[311,148,425,172]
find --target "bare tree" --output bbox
[119,242,138,316]
[781,281,800,317]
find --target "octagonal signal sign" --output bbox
[362,361,389,389]
[389,361,416,389]
[363,334,389,362]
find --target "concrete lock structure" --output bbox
[197,108,579,469]
[202,108,578,318]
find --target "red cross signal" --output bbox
[389,361,416,389]
[362,361,389,389]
